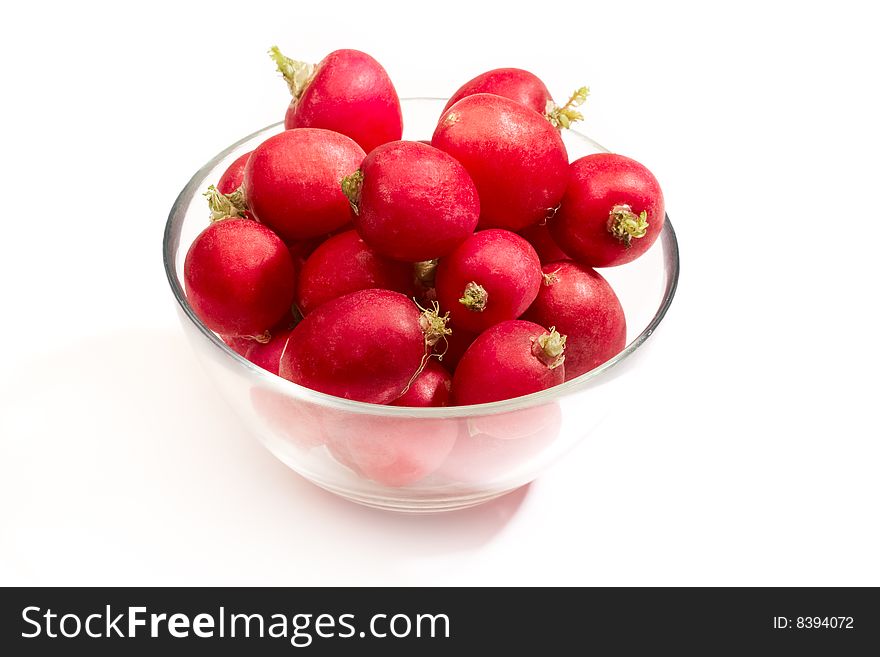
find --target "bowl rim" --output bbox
[163,98,680,418]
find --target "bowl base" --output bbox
[308,478,519,514]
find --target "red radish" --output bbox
[524,261,626,380]
[391,359,452,407]
[439,326,478,373]
[550,153,665,267]
[518,221,570,264]
[342,141,480,262]
[443,69,590,129]
[435,229,542,334]
[243,328,293,376]
[443,68,552,115]
[439,404,561,483]
[295,229,415,315]
[279,289,449,404]
[184,218,296,338]
[431,93,569,231]
[452,320,566,405]
[270,46,402,154]
[217,151,251,194]
[243,128,365,242]
[323,414,458,487]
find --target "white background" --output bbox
[1,0,877,586]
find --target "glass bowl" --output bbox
[163,98,679,512]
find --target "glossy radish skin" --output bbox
[275,48,403,154]
[279,289,427,404]
[243,328,292,376]
[184,219,296,337]
[346,141,480,262]
[518,222,570,264]
[452,320,566,405]
[432,94,569,231]
[391,359,452,407]
[435,229,542,334]
[217,151,252,194]
[524,261,626,380]
[243,128,365,242]
[550,153,665,267]
[295,229,415,315]
[442,68,552,115]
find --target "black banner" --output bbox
[1,587,877,654]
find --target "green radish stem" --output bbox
[340,170,364,215]
[268,45,316,99]
[400,301,452,395]
[544,86,590,129]
[204,184,248,222]
[459,281,488,312]
[607,204,649,247]
[532,327,566,369]
[542,269,561,286]
[418,300,452,350]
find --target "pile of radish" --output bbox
[184,47,665,409]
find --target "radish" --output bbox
[224,309,297,360]
[243,128,365,242]
[342,140,479,261]
[295,229,415,316]
[435,229,542,334]
[524,261,626,380]
[323,414,458,487]
[518,221,570,264]
[452,320,566,405]
[270,46,402,154]
[431,93,569,231]
[242,328,293,376]
[279,289,449,404]
[442,68,589,129]
[217,151,252,194]
[550,153,665,267]
[184,218,296,338]
[391,359,452,407]
[443,68,553,115]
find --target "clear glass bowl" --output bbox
[163,98,679,512]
